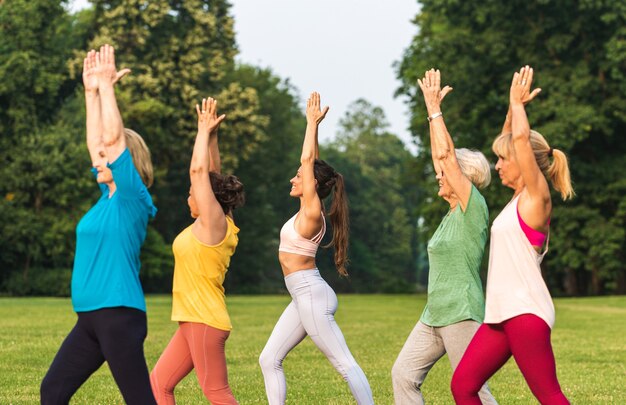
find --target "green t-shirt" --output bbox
[420,185,489,327]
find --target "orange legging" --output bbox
[150,322,238,405]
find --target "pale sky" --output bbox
[69,0,421,151]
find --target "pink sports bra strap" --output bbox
[516,207,549,247]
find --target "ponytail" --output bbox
[325,173,350,276]
[526,130,575,201]
[547,148,575,200]
[314,159,350,276]
[497,130,575,201]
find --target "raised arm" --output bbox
[190,97,228,244]
[95,44,130,163]
[501,71,541,135]
[208,125,221,173]
[509,66,551,211]
[417,69,472,210]
[83,50,104,165]
[298,92,329,236]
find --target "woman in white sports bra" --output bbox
[451,66,574,404]
[259,92,374,405]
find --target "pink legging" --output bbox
[150,322,238,405]
[451,314,569,405]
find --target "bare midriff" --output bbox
[279,251,317,277]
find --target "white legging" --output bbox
[259,269,374,405]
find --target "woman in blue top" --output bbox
[41,45,157,405]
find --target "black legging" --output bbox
[41,307,156,405]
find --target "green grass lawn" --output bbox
[1,295,625,404]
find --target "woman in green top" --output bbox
[391,69,497,404]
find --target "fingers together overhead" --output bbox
[196,97,226,134]
[513,65,531,87]
[511,65,542,105]
[306,92,329,124]
[417,68,453,109]
[98,43,114,66]
[88,44,131,87]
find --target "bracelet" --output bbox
[427,112,443,122]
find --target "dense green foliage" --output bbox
[320,100,421,292]
[1,295,625,403]
[1,1,623,295]
[397,0,626,295]
[0,1,418,295]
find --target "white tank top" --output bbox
[484,194,555,328]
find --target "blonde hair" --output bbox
[492,130,574,200]
[455,148,491,189]
[124,128,154,188]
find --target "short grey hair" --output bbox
[455,148,491,189]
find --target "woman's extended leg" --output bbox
[150,326,194,405]
[504,315,569,404]
[291,272,374,405]
[451,323,511,405]
[182,322,238,405]
[391,321,446,404]
[259,301,307,405]
[40,316,105,405]
[439,320,498,405]
[96,308,156,405]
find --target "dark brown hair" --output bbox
[209,172,245,214]
[314,159,349,276]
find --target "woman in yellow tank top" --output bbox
[150,97,244,404]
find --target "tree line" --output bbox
[1,0,624,296]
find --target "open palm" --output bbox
[82,50,99,92]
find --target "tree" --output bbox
[397,0,626,294]
[0,0,93,290]
[77,0,269,244]
[0,107,93,291]
[323,99,418,293]
[0,1,270,295]
[0,0,79,140]
[225,65,304,293]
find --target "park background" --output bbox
[1,0,625,297]
[1,1,626,404]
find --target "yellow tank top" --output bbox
[171,216,239,330]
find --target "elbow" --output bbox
[300,153,315,165]
[512,130,529,142]
[436,148,451,162]
[102,129,122,147]
[189,165,208,178]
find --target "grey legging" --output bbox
[259,269,374,404]
[392,320,497,405]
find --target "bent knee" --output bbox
[259,350,279,373]
[150,369,173,396]
[451,370,477,399]
[391,355,415,384]
[40,375,57,403]
[41,373,75,405]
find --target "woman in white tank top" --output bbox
[451,66,574,404]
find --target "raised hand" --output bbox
[510,65,541,106]
[196,97,226,135]
[82,50,100,93]
[306,92,329,125]
[417,69,453,114]
[94,44,131,88]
